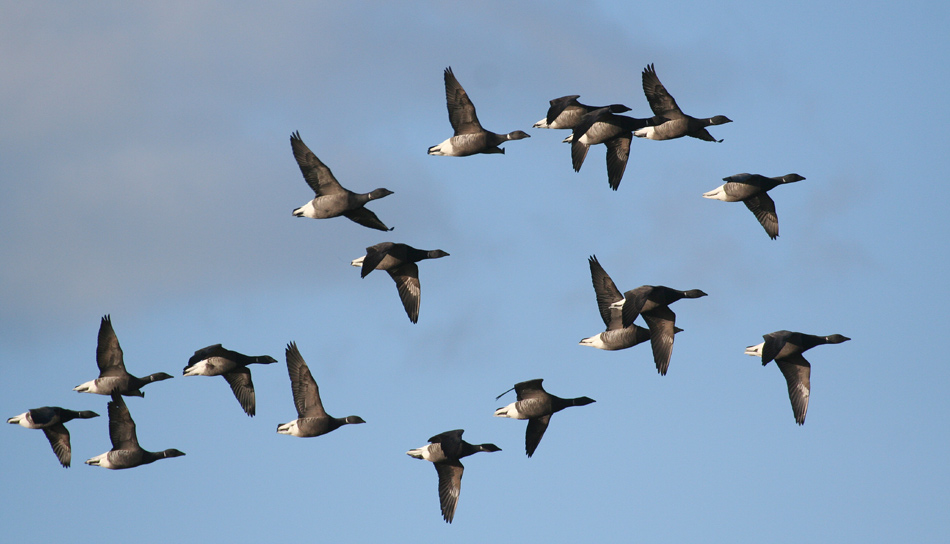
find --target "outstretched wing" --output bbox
[342,207,392,232]
[642,64,684,119]
[388,263,421,324]
[525,415,551,457]
[743,193,780,239]
[290,131,346,197]
[43,424,72,467]
[434,460,464,523]
[223,368,256,417]
[285,342,327,418]
[776,355,811,425]
[107,393,139,451]
[443,67,483,135]
[97,315,127,377]
[604,134,631,191]
[588,256,624,330]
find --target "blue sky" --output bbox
[2,2,949,542]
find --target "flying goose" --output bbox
[703,173,805,239]
[407,429,501,523]
[619,285,708,375]
[569,107,661,190]
[534,95,629,130]
[350,242,449,323]
[85,393,185,469]
[635,63,731,142]
[746,330,850,425]
[74,315,173,397]
[8,407,99,467]
[580,255,682,352]
[494,379,595,457]
[183,344,277,417]
[290,131,394,231]
[276,342,365,437]
[428,67,530,156]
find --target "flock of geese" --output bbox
[8,64,850,524]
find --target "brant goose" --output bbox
[635,63,731,142]
[703,173,805,239]
[276,342,365,437]
[350,242,449,323]
[290,131,394,231]
[494,379,594,457]
[407,429,500,523]
[534,95,630,129]
[183,344,277,417]
[85,393,185,469]
[74,315,173,397]
[620,286,708,375]
[580,256,682,352]
[428,67,530,156]
[569,107,661,190]
[746,331,850,425]
[8,407,99,467]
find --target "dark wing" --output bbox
[285,342,327,418]
[546,95,581,125]
[641,64,684,118]
[570,139,590,172]
[42,424,72,467]
[223,367,256,417]
[743,193,780,239]
[97,315,127,377]
[588,255,624,330]
[525,415,552,457]
[342,207,392,232]
[428,429,464,457]
[604,134,631,191]
[761,331,790,365]
[690,127,721,142]
[388,263,421,324]
[28,407,57,426]
[776,354,811,425]
[621,286,653,328]
[187,344,227,368]
[434,460,464,523]
[107,394,139,451]
[443,67,483,135]
[290,131,346,197]
[360,242,394,278]
[642,306,677,376]
[513,379,547,401]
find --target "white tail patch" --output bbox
[350,256,365,267]
[703,185,728,200]
[634,126,656,139]
[744,342,764,357]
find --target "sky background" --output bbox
[2,2,949,542]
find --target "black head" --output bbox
[508,130,531,140]
[684,289,708,298]
[77,410,100,419]
[710,115,732,125]
[150,372,175,382]
[370,188,395,199]
[428,250,450,259]
[607,104,632,114]
[826,334,851,344]
[783,174,806,183]
[573,396,596,407]
[162,449,186,458]
[344,416,366,425]
[478,443,502,453]
[262,356,278,364]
